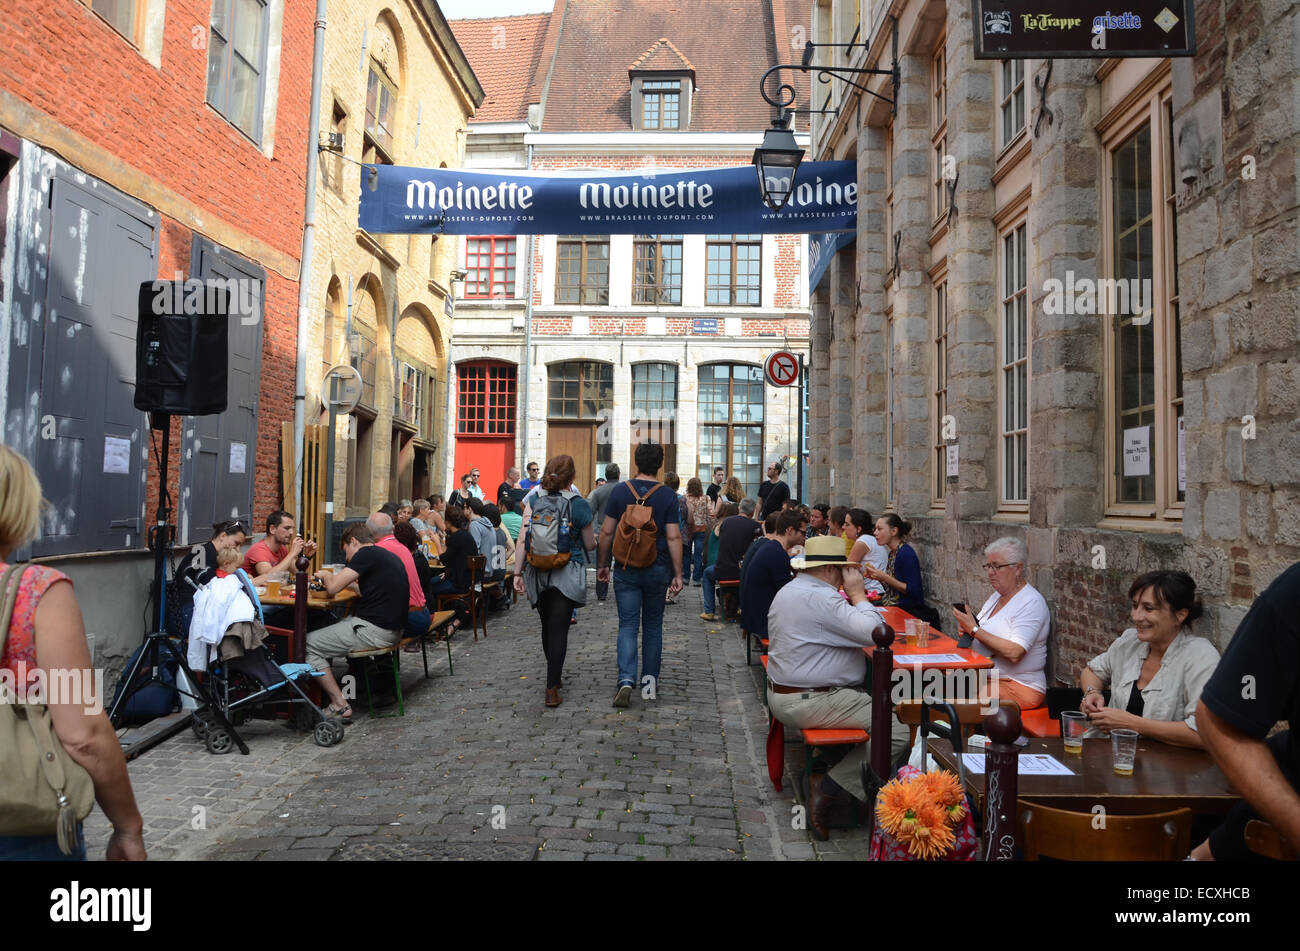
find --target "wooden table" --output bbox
[259,588,357,611]
[932,736,1241,816]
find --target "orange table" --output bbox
[865,627,994,672]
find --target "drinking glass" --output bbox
[904,618,917,646]
[1061,711,1087,753]
[916,621,930,648]
[1112,729,1139,775]
[266,579,282,598]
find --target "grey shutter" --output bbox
[32,176,155,556]
[179,236,263,544]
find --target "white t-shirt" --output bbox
[973,583,1051,694]
[853,535,889,597]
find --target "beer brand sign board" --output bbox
[971,0,1195,58]
[358,161,858,236]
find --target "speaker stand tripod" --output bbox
[106,413,249,754]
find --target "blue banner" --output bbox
[807,229,856,295]
[357,161,857,236]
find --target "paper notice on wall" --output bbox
[946,443,959,478]
[1177,416,1186,492]
[1122,425,1151,478]
[229,442,247,474]
[103,436,131,474]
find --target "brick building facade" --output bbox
[448,0,814,498]
[0,0,314,677]
[808,0,1298,684]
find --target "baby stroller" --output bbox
[191,635,345,754]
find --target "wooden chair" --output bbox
[1018,801,1192,860]
[715,577,740,620]
[896,699,1020,750]
[436,555,487,641]
[1245,820,1298,861]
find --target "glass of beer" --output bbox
[916,621,930,648]
[1061,711,1087,753]
[904,618,917,646]
[265,579,281,598]
[1112,729,1139,775]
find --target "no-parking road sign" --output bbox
[764,350,801,387]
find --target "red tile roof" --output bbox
[628,37,695,73]
[541,0,797,133]
[450,13,552,123]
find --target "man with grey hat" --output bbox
[766,535,911,841]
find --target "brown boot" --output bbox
[545,686,562,707]
[806,772,839,841]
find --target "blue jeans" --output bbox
[700,565,717,614]
[614,563,670,687]
[686,533,705,583]
[404,606,431,638]
[0,823,86,861]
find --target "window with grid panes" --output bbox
[642,80,681,130]
[393,351,425,431]
[206,0,269,143]
[85,0,139,44]
[349,328,377,410]
[1001,59,1026,147]
[932,43,949,221]
[632,363,678,447]
[1000,222,1029,505]
[933,280,948,501]
[547,361,612,421]
[364,60,397,164]
[705,234,761,306]
[1107,97,1181,514]
[697,364,764,495]
[633,235,683,304]
[556,236,609,305]
[465,236,516,299]
[457,362,517,436]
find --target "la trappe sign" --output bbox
[971,0,1195,59]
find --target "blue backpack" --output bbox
[526,490,575,571]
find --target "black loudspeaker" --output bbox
[134,280,230,416]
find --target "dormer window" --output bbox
[629,38,695,131]
[642,80,681,130]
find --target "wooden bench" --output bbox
[743,628,769,666]
[799,727,870,819]
[416,609,457,678]
[347,638,408,718]
[715,577,740,620]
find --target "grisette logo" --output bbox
[0,663,104,715]
[1092,11,1143,32]
[50,882,151,931]
[150,273,261,325]
[1042,271,1153,322]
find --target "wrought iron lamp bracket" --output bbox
[760,17,901,118]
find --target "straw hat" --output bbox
[790,534,859,570]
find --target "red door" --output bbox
[454,360,517,503]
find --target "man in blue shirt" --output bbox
[520,461,542,490]
[596,443,684,708]
[740,509,804,640]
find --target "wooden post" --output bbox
[293,553,310,665]
[866,622,896,797]
[982,704,1022,861]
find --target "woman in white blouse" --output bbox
[1079,570,1219,748]
[952,536,1051,709]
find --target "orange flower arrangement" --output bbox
[876,769,968,860]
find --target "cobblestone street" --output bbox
[86,583,874,861]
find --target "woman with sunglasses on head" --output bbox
[950,536,1051,710]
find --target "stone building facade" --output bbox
[301,0,482,521]
[448,0,813,498]
[807,0,1298,684]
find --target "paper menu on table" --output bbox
[960,753,1075,776]
[895,653,967,664]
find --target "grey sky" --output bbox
[440,0,554,19]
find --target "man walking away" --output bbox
[586,463,621,601]
[597,444,683,707]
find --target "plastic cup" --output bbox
[266,579,281,598]
[1061,711,1088,753]
[1112,728,1139,775]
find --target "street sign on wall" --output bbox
[971,0,1195,59]
[764,351,800,387]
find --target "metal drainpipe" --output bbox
[293,0,329,524]
[520,142,535,467]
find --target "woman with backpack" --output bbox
[682,478,711,587]
[512,455,596,708]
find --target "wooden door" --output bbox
[547,423,594,494]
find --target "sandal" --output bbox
[327,703,354,723]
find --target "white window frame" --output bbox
[999,218,1029,510]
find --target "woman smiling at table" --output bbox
[951,536,1051,709]
[862,514,925,613]
[1078,570,1219,748]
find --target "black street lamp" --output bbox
[752,109,803,212]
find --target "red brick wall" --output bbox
[3,0,312,529]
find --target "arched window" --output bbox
[631,363,678,473]
[697,364,764,495]
[547,361,613,490]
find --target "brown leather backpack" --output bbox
[611,482,664,568]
